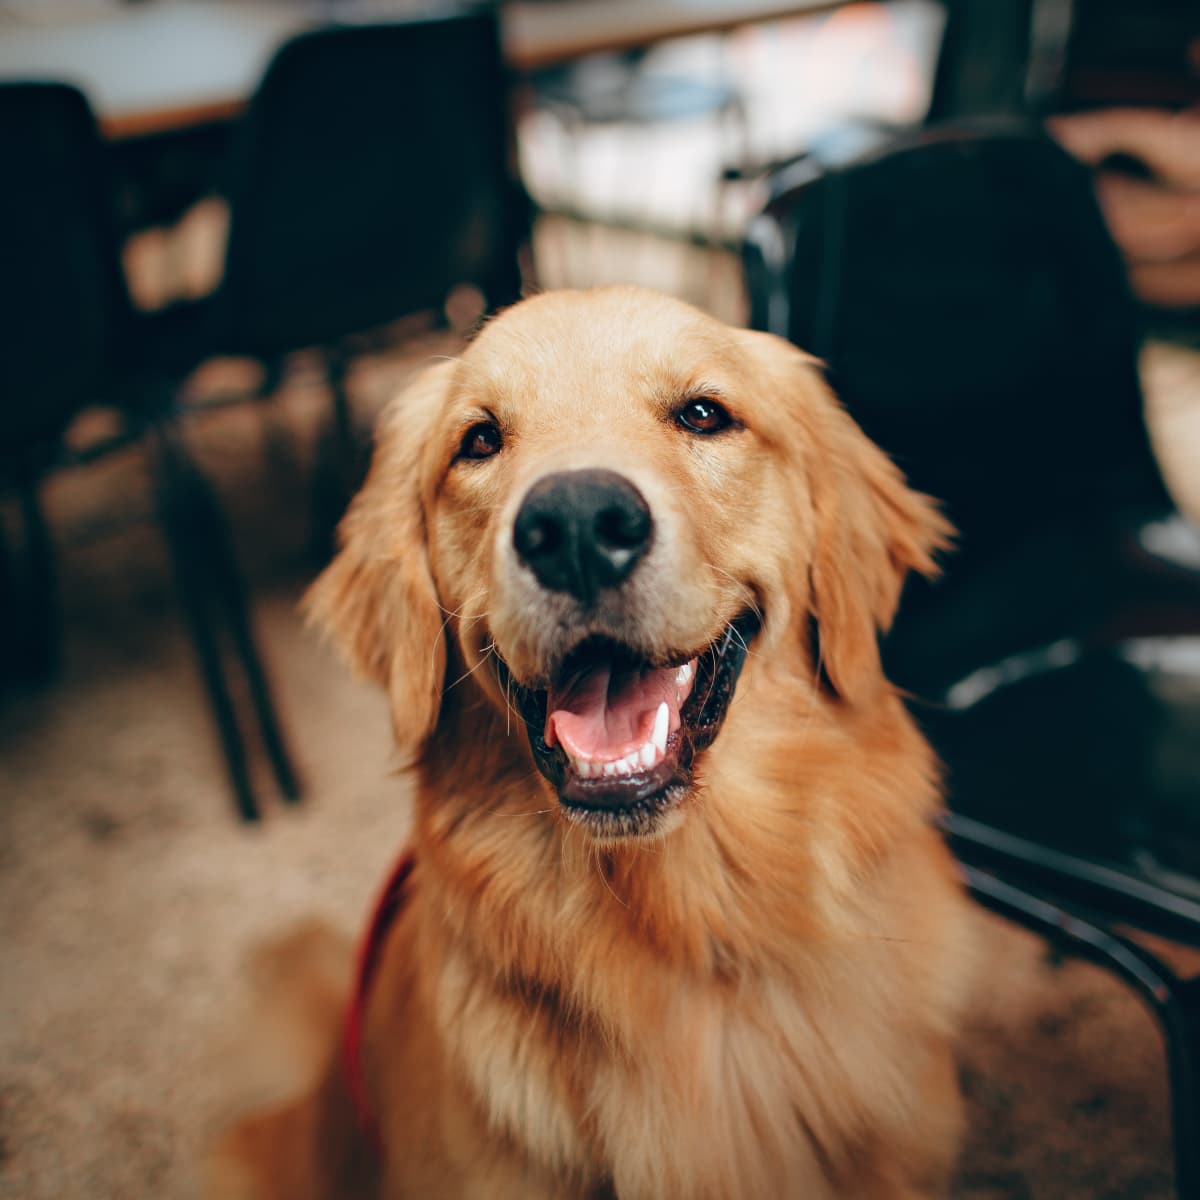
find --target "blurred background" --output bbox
[1,1,1198,1196]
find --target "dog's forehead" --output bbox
[462,289,741,410]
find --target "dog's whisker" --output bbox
[698,644,722,712]
[592,848,629,908]
[435,589,487,622]
[431,613,454,673]
[558,817,576,879]
[701,561,765,627]
[723,620,753,658]
[445,644,498,694]
[481,652,523,732]
[430,589,490,679]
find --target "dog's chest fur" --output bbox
[432,917,920,1200]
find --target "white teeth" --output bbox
[676,662,693,686]
[652,701,669,755]
[567,719,670,779]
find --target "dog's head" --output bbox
[307,288,949,840]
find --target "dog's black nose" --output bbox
[513,469,653,604]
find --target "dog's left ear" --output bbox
[804,379,952,704]
[304,362,455,757]
[746,332,951,704]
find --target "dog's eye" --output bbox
[458,421,503,461]
[676,398,732,435]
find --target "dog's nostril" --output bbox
[595,504,650,551]
[522,516,563,558]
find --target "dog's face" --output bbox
[309,288,948,840]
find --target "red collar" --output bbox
[341,849,415,1154]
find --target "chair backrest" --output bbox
[0,83,133,460]
[216,10,529,357]
[744,125,1169,558]
[926,0,1037,123]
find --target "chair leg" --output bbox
[205,526,300,803]
[1168,976,1200,1200]
[0,505,20,683]
[964,865,1200,1199]
[149,418,303,817]
[255,356,304,484]
[19,469,57,673]
[1,465,58,683]
[148,420,259,821]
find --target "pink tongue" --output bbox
[546,660,679,761]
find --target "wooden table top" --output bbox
[0,0,848,139]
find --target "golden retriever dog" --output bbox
[214,286,971,1199]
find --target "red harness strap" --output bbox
[341,849,416,1155]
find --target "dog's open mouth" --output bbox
[497,611,760,837]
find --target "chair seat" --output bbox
[933,634,1200,887]
[897,512,1200,936]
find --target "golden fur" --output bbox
[212,287,971,1199]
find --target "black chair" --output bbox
[0,83,133,679]
[0,82,298,822]
[146,10,531,543]
[744,125,1200,1197]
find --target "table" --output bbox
[505,0,848,69]
[0,0,848,139]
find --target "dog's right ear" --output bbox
[304,361,455,758]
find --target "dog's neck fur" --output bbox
[396,653,958,1197]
